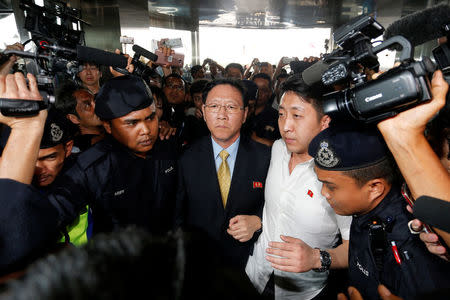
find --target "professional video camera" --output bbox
[1,0,86,116]
[303,14,436,124]
[1,0,158,117]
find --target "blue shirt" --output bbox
[211,136,240,178]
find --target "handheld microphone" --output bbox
[383,4,450,47]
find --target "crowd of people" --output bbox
[0,14,449,300]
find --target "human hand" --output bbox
[406,204,449,261]
[278,57,289,68]
[337,285,403,300]
[109,49,134,76]
[5,42,24,63]
[195,107,203,119]
[377,70,448,137]
[0,73,46,129]
[265,235,320,273]
[226,215,261,242]
[158,120,176,140]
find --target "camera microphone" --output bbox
[414,196,450,233]
[76,45,128,69]
[301,60,330,86]
[384,4,450,47]
[132,44,158,62]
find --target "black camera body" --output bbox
[432,23,450,82]
[316,15,435,123]
[323,59,433,123]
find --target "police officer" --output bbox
[33,108,92,246]
[48,75,177,235]
[308,125,450,300]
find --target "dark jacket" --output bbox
[175,135,270,269]
[49,136,178,234]
[348,185,450,300]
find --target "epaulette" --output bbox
[75,141,111,170]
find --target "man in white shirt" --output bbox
[246,74,352,299]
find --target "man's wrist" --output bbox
[312,249,332,272]
[312,248,322,269]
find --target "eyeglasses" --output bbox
[165,84,184,91]
[204,103,244,114]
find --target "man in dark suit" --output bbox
[175,79,271,270]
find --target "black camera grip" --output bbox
[0,98,48,117]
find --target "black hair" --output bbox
[190,65,203,77]
[202,79,248,107]
[252,73,272,89]
[280,73,331,117]
[54,81,84,117]
[225,63,244,75]
[276,73,289,81]
[342,157,398,187]
[78,61,100,70]
[162,73,185,88]
[189,79,209,97]
[3,226,261,300]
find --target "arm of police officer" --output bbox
[265,235,349,272]
[226,215,262,242]
[0,73,47,184]
[377,70,450,248]
[337,285,403,300]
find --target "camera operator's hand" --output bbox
[377,69,450,248]
[5,42,24,63]
[0,73,47,184]
[109,49,134,77]
[0,43,24,75]
[0,73,45,128]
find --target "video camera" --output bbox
[303,14,436,124]
[1,0,85,116]
[1,0,159,117]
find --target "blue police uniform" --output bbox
[348,184,450,299]
[50,135,177,234]
[308,124,450,300]
[0,75,178,274]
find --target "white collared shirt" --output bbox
[246,139,352,300]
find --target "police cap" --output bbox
[40,108,77,149]
[94,75,153,120]
[308,125,390,171]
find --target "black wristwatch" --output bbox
[312,249,331,272]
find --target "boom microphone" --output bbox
[76,45,128,68]
[383,4,450,47]
[301,60,330,86]
[132,44,158,62]
[414,195,450,232]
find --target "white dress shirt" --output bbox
[246,139,352,299]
